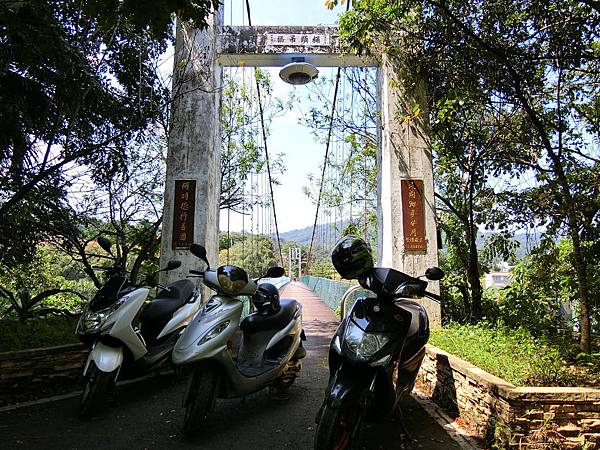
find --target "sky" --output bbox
[217,1,347,233]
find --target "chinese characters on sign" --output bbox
[266,33,331,47]
[172,180,196,250]
[401,179,427,252]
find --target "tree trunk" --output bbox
[457,282,471,322]
[467,234,483,322]
[568,223,592,353]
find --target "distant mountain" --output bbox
[279,223,543,258]
[279,222,344,246]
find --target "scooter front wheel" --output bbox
[314,403,362,450]
[183,365,220,435]
[79,361,117,418]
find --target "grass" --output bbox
[0,317,80,352]
[429,323,599,387]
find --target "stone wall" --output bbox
[0,344,87,406]
[418,345,600,449]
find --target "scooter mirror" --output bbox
[163,260,181,271]
[265,266,285,278]
[97,236,113,255]
[190,244,210,270]
[425,267,445,281]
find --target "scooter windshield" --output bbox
[89,276,131,312]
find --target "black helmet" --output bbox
[252,283,280,314]
[331,235,374,280]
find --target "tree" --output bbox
[499,240,584,336]
[0,0,217,266]
[335,0,600,352]
[433,98,523,321]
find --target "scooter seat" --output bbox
[240,299,299,334]
[139,279,195,342]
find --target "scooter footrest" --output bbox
[236,360,278,377]
[292,345,307,360]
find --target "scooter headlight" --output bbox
[77,295,130,334]
[343,320,389,361]
[198,321,230,346]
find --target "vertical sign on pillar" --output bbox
[401,179,426,252]
[172,180,196,249]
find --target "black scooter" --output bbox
[314,266,444,449]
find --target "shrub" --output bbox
[0,317,79,352]
[429,323,593,386]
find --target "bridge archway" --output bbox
[159,7,441,324]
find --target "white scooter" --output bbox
[173,244,306,434]
[76,237,202,416]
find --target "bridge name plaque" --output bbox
[401,179,427,252]
[172,180,196,249]
[265,33,331,48]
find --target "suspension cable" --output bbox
[244,0,284,267]
[305,68,342,275]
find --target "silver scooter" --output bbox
[173,244,306,434]
[76,237,202,416]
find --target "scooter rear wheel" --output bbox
[314,403,361,450]
[79,361,117,418]
[183,366,219,435]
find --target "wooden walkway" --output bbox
[280,281,340,354]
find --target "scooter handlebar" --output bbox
[424,291,442,303]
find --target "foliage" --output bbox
[310,254,338,279]
[0,247,92,321]
[0,316,79,352]
[429,323,598,387]
[336,0,600,351]
[220,70,288,212]
[218,233,278,278]
[433,95,524,321]
[440,280,501,325]
[499,239,600,335]
[0,0,218,270]
[0,0,198,265]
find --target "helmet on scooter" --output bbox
[331,235,374,280]
[252,283,280,314]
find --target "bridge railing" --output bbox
[300,275,372,319]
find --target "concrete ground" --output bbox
[0,282,468,450]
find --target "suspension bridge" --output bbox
[158,0,441,324]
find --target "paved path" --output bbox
[1,282,465,450]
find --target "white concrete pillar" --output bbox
[159,9,223,285]
[377,54,441,325]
